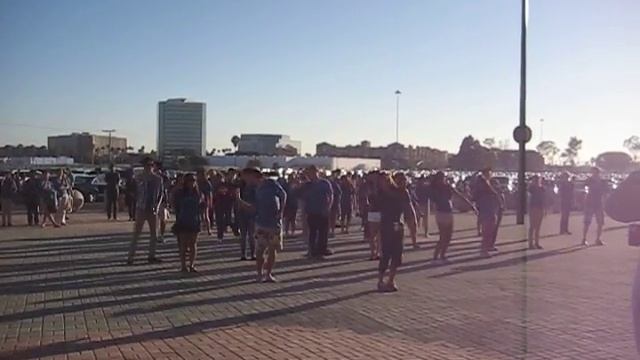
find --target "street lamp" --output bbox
[539,118,544,143]
[101,129,116,163]
[395,90,401,143]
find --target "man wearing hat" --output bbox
[127,157,164,264]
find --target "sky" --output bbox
[1,0,638,161]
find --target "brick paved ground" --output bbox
[0,210,637,359]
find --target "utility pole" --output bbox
[101,129,116,163]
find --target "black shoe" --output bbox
[126,260,134,266]
[251,256,256,261]
[148,257,163,264]
[323,249,334,256]
[240,256,247,261]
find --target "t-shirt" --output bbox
[174,189,201,229]
[214,182,236,207]
[340,182,354,207]
[558,181,574,205]
[528,185,546,209]
[198,179,213,200]
[105,172,120,192]
[415,182,430,205]
[585,177,606,209]
[255,179,286,229]
[380,188,411,225]
[428,185,453,213]
[303,179,333,216]
[473,176,500,219]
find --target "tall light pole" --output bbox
[395,90,401,143]
[539,118,544,143]
[514,0,530,225]
[102,129,116,163]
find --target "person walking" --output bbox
[127,157,164,265]
[213,173,237,241]
[237,168,287,283]
[582,167,607,246]
[172,173,202,273]
[429,171,476,263]
[377,173,417,292]
[22,171,41,226]
[364,172,382,260]
[415,176,431,238]
[52,169,71,226]
[528,176,546,250]
[105,164,120,221]
[558,172,574,235]
[1,172,18,227]
[303,166,333,259]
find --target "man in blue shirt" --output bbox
[237,168,287,283]
[302,166,334,259]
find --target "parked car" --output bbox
[73,174,106,203]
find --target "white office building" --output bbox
[157,98,206,162]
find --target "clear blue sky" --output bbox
[1,0,638,160]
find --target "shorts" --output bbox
[584,207,605,226]
[255,226,283,255]
[367,212,381,223]
[380,222,404,267]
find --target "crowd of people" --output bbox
[107,157,610,292]
[0,158,611,292]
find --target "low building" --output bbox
[316,141,448,169]
[237,134,301,156]
[0,156,74,170]
[205,155,379,171]
[48,132,127,164]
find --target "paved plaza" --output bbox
[0,211,638,359]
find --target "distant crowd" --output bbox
[0,159,611,292]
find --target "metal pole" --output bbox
[102,129,116,163]
[539,118,544,143]
[517,0,528,225]
[395,90,401,143]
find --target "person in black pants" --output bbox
[558,172,574,235]
[302,166,333,259]
[124,173,137,221]
[213,177,237,240]
[105,164,120,221]
[23,171,41,226]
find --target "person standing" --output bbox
[237,168,287,283]
[40,170,60,228]
[283,174,300,238]
[364,172,382,260]
[328,170,343,238]
[472,168,501,258]
[52,169,70,226]
[196,169,213,236]
[22,171,41,226]
[105,164,121,221]
[237,176,257,260]
[339,175,355,234]
[213,173,237,241]
[429,172,476,263]
[127,158,164,265]
[377,173,417,292]
[124,172,137,221]
[415,176,431,238]
[490,179,506,251]
[303,166,333,259]
[172,173,202,273]
[1,172,18,227]
[558,172,574,235]
[582,167,607,246]
[528,176,546,250]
